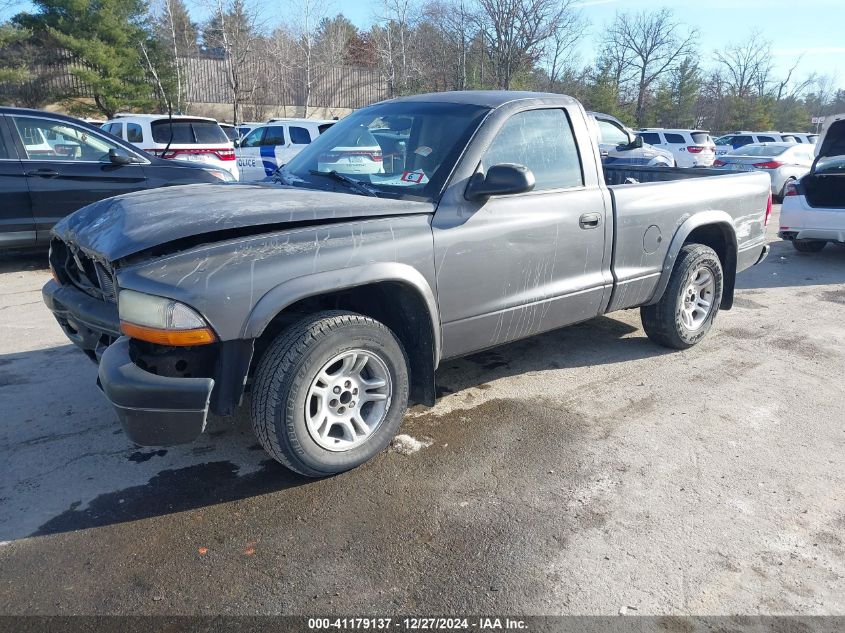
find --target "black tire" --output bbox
[792,239,826,253]
[250,311,409,477]
[641,244,723,350]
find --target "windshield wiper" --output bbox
[308,169,378,197]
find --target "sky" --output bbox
[339,0,845,88]
[3,0,843,90]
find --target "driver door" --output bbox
[433,108,609,358]
[9,115,147,240]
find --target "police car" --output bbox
[236,118,335,181]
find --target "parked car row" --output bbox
[714,130,818,156]
[712,142,817,199]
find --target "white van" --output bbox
[102,114,238,179]
[236,118,336,181]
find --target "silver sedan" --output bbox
[713,142,816,199]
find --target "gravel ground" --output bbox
[0,206,844,615]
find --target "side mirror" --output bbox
[466,163,535,200]
[108,148,133,165]
[618,136,644,151]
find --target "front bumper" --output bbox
[98,337,215,446]
[44,280,216,446]
[42,279,120,361]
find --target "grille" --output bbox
[51,239,117,304]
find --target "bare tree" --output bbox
[202,0,263,123]
[476,0,577,90]
[424,0,476,91]
[605,8,698,126]
[713,29,772,99]
[150,0,197,113]
[541,0,585,91]
[372,0,420,96]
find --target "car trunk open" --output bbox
[803,116,845,209]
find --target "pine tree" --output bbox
[14,0,154,117]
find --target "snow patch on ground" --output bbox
[390,434,433,456]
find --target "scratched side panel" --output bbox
[606,171,769,312]
[115,215,437,341]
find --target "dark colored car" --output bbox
[0,107,236,249]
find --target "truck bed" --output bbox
[603,164,720,186]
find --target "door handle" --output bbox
[579,212,602,229]
[26,168,59,178]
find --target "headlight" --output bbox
[118,289,217,346]
[209,168,236,183]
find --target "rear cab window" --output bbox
[150,119,228,144]
[126,123,143,143]
[691,132,711,145]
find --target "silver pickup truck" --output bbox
[43,91,772,476]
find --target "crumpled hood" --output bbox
[52,183,435,262]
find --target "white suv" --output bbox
[638,128,716,167]
[102,114,238,179]
[236,118,335,181]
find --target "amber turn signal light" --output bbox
[120,321,217,346]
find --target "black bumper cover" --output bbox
[98,337,215,446]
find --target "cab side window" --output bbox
[262,125,286,146]
[13,116,122,162]
[289,126,312,144]
[664,133,685,144]
[640,132,662,145]
[596,119,629,146]
[482,109,583,191]
[240,127,264,148]
[758,135,776,143]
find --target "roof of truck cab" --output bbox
[385,91,579,108]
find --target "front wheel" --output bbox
[641,244,723,350]
[792,239,826,253]
[250,311,409,477]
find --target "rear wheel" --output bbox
[641,244,723,350]
[250,311,409,477]
[792,239,826,253]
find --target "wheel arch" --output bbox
[242,263,441,406]
[648,212,738,310]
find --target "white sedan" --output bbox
[778,113,845,252]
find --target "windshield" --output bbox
[815,156,845,174]
[279,101,490,201]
